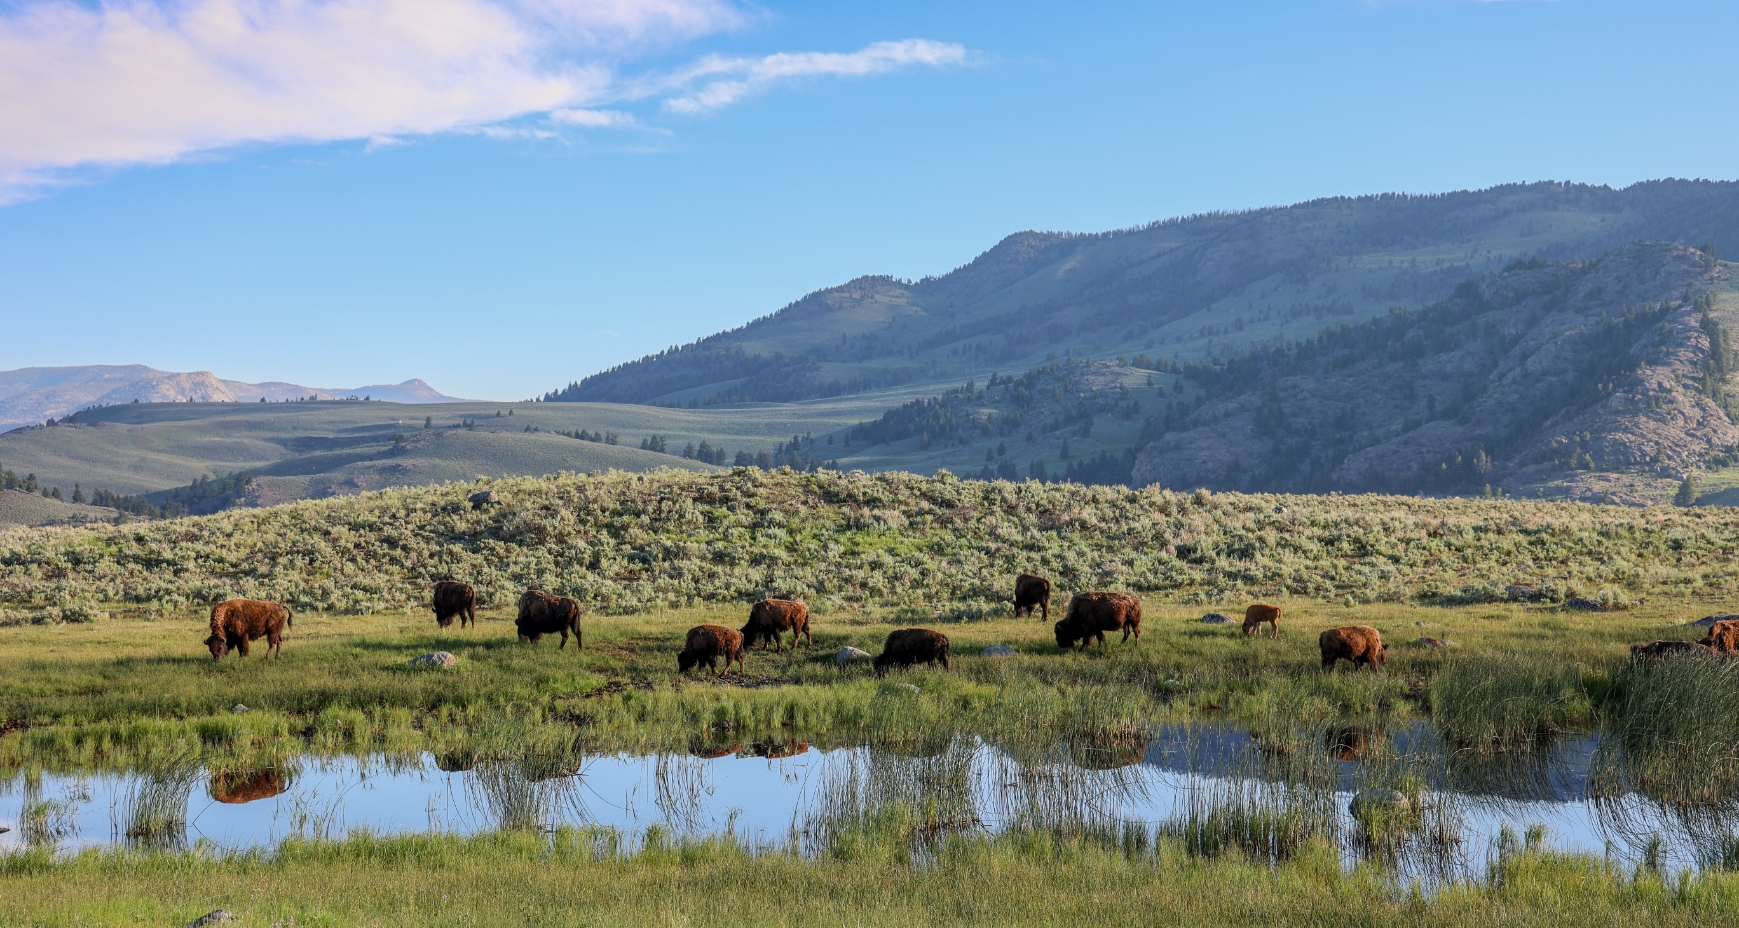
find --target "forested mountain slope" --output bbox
[545,180,1739,408]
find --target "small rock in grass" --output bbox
[1694,614,1739,628]
[406,651,458,670]
[981,645,1018,657]
[230,704,249,714]
[878,682,921,696]
[187,911,234,928]
[835,646,872,666]
[1565,597,1604,611]
[1200,613,1233,625]
[1349,789,1412,817]
[1417,637,1453,649]
[468,490,500,509]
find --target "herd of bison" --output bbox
[200,571,1736,674]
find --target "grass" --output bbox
[5,826,1739,927]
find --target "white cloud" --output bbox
[0,1,964,202]
[658,39,969,114]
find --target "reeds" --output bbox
[1429,652,1590,751]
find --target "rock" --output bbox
[878,682,921,696]
[1694,614,1739,628]
[187,912,234,928]
[1565,597,1605,611]
[230,704,249,714]
[1201,613,1234,624]
[468,490,500,509]
[1348,789,1412,817]
[835,646,872,666]
[1417,637,1453,649]
[1505,584,1541,601]
[980,645,1018,657]
[406,651,458,669]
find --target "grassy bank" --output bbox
[4,827,1737,927]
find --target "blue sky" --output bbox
[2,0,1736,400]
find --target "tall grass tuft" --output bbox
[1597,653,1739,804]
[1429,652,1589,751]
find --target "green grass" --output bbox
[0,489,112,528]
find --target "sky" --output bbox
[3,0,1739,401]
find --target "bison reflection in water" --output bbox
[208,768,292,804]
[749,741,811,759]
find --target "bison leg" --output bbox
[268,632,282,657]
[465,605,476,628]
[237,636,251,658]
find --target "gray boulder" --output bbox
[187,912,235,928]
[835,646,873,666]
[1565,597,1604,611]
[1416,637,1454,649]
[980,645,1018,657]
[406,651,458,669]
[878,682,922,696]
[230,704,249,714]
[1348,789,1412,817]
[468,490,500,509]
[1694,614,1739,628]
[1201,613,1234,624]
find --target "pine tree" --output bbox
[72,483,84,504]
[1676,474,1699,507]
[424,416,432,429]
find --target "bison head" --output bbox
[1374,642,1388,667]
[677,649,699,673]
[1053,621,1079,649]
[205,633,229,661]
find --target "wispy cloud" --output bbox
[0,0,963,202]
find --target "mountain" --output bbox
[542,180,1739,409]
[0,365,469,432]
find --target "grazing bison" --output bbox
[1699,620,1739,652]
[1320,626,1386,672]
[1053,591,1143,650]
[1013,573,1053,620]
[1242,603,1281,638]
[431,580,476,629]
[1631,639,1716,660]
[516,590,583,649]
[205,599,292,661]
[874,628,950,671]
[741,599,811,652]
[679,624,745,676]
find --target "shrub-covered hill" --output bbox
[3,468,1739,618]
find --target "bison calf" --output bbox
[1054,591,1142,650]
[1320,626,1386,672]
[679,624,745,676]
[1631,639,1716,660]
[1014,573,1052,620]
[432,580,476,629]
[874,628,950,671]
[1242,603,1280,639]
[205,599,293,661]
[741,599,810,652]
[516,590,582,650]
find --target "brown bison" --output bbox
[1053,591,1143,650]
[431,580,476,629]
[1242,603,1281,638]
[874,628,950,671]
[208,768,292,804]
[1013,573,1052,620]
[516,590,582,649]
[205,598,292,661]
[741,598,811,652]
[1699,620,1739,652]
[1631,639,1717,660]
[1320,626,1386,672]
[678,624,745,676]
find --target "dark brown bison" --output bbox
[1320,626,1386,672]
[741,598,810,652]
[205,598,292,660]
[678,624,745,676]
[208,768,291,804]
[1699,620,1739,652]
[431,580,476,629]
[1631,639,1717,660]
[1242,603,1281,638]
[874,628,950,671]
[1014,573,1052,620]
[1053,591,1143,650]
[516,590,582,649]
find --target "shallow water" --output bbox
[1,725,1731,881]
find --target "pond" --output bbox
[2,724,1732,884]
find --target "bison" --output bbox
[1631,639,1717,660]
[431,580,476,629]
[1053,591,1142,650]
[1242,603,1281,638]
[1699,620,1739,652]
[205,598,292,661]
[678,624,745,676]
[1320,626,1386,672]
[208,768,292,804]
[516,590,582,650]
[1013,573,1052,620]
[874,628,950,671]
[741,598,811,652]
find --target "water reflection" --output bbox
[0,724,1736,881]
